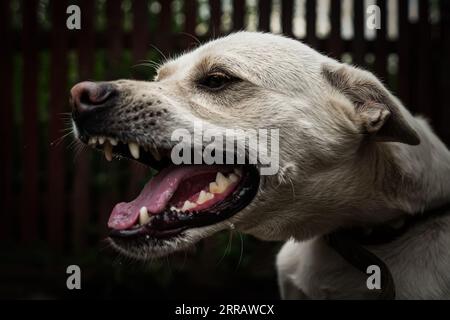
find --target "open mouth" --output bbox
[81,135,260,240]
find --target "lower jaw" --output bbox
[108,165,260,241]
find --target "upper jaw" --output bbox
[77,131,173,170]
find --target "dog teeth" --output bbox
[109,138,118,146]
[234,168,242,177]
[128,142,140,159]
[170,172,236,212]
[181,200,196,211]
[139,206,151,225]
[88,136,164,163]
[216,172,230,193]
[217,172,229,187]
[209,172,236,194]
[209,182,220,193]
[104,142,113,162]
[197,190,214,204]
[88,137,97,145]
[229,173,239,183]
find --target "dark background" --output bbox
[0,0,449,299]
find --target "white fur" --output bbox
[81,32,450,299]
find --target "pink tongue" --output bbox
[108,165,224,230]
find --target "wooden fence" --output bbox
[1,0,449,253]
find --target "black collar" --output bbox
[324,202,450,300]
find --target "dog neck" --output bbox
[295,117,450,238]
[323,119,450,299]
[374,117,450,216]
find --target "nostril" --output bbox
[70,81,117,116]
[79,84,113,106]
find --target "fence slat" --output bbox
[305,0,317,49]
[374,0,388,81]
[72,0,94,251]
[439,0,450,143]
[0,0,13,242]
[132,0,149,60]
[233,0,245,30]
[184,0,197,47]
[327,0,342,59]
[47,0,68,250]
[352,0,365,67]
[417,0,431,117]
[258,0,271,32]
[20,0,39,243]
[209,0,222,37]
[281,0,294,36]
[157,0,172,54]
[106,0,123,79]
[398,0,410,108]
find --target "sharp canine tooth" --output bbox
[229,173,239,183]
[89,137,97,145]
[139,207,151,225]
[209,182,226,193]
[181,200,196,211]
[215,172,230,193]
[209,172,229,194]
[209,182,219,193]
[197,190,214,204]
[216,172,228,185]
[128,142,140,159]
[109,138,118,146]
[104,142,113,162]
[98,136,105,145]
[234,168,242,176]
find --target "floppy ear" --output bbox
[322,63,420,145]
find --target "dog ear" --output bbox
[322,63,420,145]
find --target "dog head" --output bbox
[70,32,420,259]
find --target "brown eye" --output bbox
[198,73,233,91]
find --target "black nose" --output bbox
[70,81,116,118]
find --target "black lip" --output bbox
[79,136,171,170]
[99,140,171,170]
[108,165,260,240]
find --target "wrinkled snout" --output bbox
[70,79,172,144]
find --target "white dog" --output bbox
[70,32,450,299]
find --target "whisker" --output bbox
[137,59,162,67]
[178,31,201,46]
[216,230,233,266]
[150,44,168,62]
[131,62,159,72]
[72,142,89,163]
[50,130,73,147]
[235,231,245,271]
